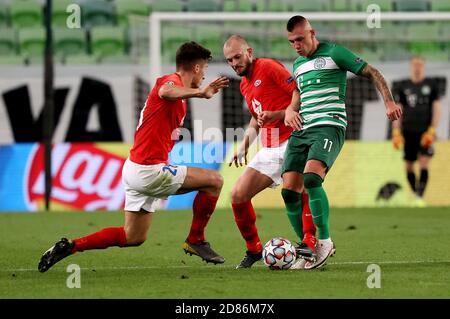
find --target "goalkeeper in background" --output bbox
[391,56,442,207]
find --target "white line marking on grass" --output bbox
[3,260,450,273]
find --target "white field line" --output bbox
[3,260,450,273]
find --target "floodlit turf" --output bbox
[0,207,449,298]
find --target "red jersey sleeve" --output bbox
[265,59,297,96]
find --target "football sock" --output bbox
[304,173,330,240]
[71,227,127,253]
[281,188,303,241]
[417,169,428,198]
[301,191,316,237]
[187,191,218,244]
[407,171,417,193]
[232,201,262,253]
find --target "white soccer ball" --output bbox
[262,237,297,270]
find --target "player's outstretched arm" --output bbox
[360,64,402,121]
[229,117,259,167]
[159,76,229,101]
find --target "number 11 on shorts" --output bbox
[323,138,333,152]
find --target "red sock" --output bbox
[187,192,218,244]
[301,192,317,250]
[232,201,262,254]
[71,227,127,253]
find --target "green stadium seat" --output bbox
[194,24,224,59]
[99,54,133,64]
[223,0,254,12]
[116,0,150,27]
[356,47,383,63]
[0,29,16,55]
[186,0,221,11]
[78,0,115,28]
[152,0,184,12]
[269,36,297,60]
[383,43,411,61]
[54,28,87,58]
[256,0,290,11]
[52,0,74,27]
[359,0,392,11]
[161,23,194,62]
[10,0,42,28]
[407,22,440,41]
[393,0,430,11]
[64,53,98,65]
[292,1,327,12]
[0,2,9,26]
[91,26,126,57]
[332,0,350,11]
[0,55,24,65]
[19,27,45,58]
[431,0,450,11]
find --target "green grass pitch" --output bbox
[1,207,449,298]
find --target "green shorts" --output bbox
[282,125,346,175]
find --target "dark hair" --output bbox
[176,41,212,70]
[287,15,307,32]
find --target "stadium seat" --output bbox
[152,0,184,12]
[64,53,98,65]
[54,28,87,58]
[359,0,392,11]
[0,55,24,65]
[186,0,221,11]
[0,2,8,26]
[161,23,194,62]
[18,27,45,58]
[292,1,327,12]
[393,0,430,11]
[52,0,75,27]
[116,0,150,26]
[431,0,450,11]
[269,36,297,60]
[267,0,290,12]
[332,0,350,11]
[91,26,126,57]
[407,22,440,41]
[194,24,223,59]
[0,29,16,55]
[223,0,254,12]
[78,0,115,28]
[356,47,383,63]
[10,0,42,28]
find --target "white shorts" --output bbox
[122,158,187,213]
[247,140,288,188]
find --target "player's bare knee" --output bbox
[231,187,251,204]
[126,235,147,247]
[211,172,224,191]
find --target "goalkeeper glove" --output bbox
[421,127,435,148]
[392,128,404,150]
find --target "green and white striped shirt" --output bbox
[293,42,367,131]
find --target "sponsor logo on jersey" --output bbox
[254,79,262,87]
[251,98,262,114]
[314,57,326,70]
[355,57,363,63]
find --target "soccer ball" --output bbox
[262,237,296,270]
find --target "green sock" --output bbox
[307,186,330,240]
[281,188,303,241]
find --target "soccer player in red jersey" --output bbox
[223,35,317,269]
[38,42,230,272]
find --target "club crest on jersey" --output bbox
[422,85,430,95]
[254,79,262,87]
[314,57,326,70]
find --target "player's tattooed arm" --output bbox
[361,64,402,121]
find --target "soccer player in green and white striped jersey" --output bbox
[281,16,402,270]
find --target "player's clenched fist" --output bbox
[386,101,402,121]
